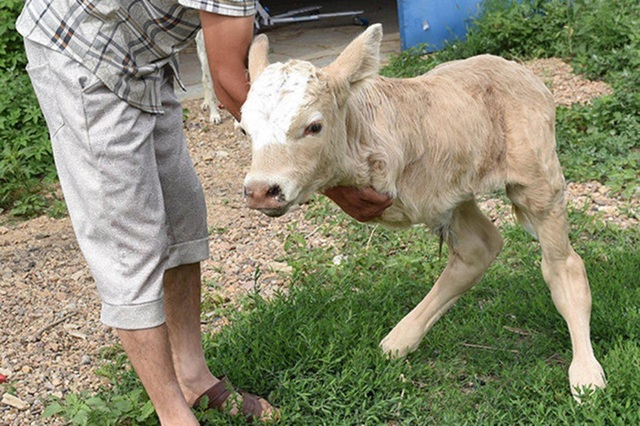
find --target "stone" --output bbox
[2,393,29,410]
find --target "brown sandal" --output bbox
[193,377,275,423]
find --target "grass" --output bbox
[196,203,640,425]
[43,200,640,425]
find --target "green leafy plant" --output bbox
[44,390,157,426]
[0,0,57,216]
[0,0,26,70]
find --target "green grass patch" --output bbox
[556,81,640,198]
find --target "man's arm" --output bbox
[199,11,254,120]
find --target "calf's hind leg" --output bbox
[508,185,606,399]
[380,200,503,358]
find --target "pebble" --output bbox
[68,330,88,340]
[332,254,348,266]
[2,393,30,410]
[267,261,293,274]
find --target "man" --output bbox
[17,1,392,424]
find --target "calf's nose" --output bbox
[243,181,285,210]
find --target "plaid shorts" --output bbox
[24,39,209,329]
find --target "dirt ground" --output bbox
[0,58,636,425]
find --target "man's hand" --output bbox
[323,187,393,222]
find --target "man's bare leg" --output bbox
[118,263,276,424]
[117,326,199,425]
[115,263,216,425]
[163,262,217,404]
[163,262,277,419]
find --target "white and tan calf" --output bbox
[240,24,606,400]
[196,30,222,124]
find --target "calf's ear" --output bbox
[248,34,270,83]
[323,23,382,90]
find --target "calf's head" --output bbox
[241,24,383,217]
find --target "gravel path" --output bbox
[1,58,636,425]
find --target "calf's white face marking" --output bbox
[241,61,317,151]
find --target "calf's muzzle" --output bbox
[243,181,289,217]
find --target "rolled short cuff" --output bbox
[166,236,209,270]
[101,298,166,330]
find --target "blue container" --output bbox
[397,0,483,51]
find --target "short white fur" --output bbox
[241,62,314,150]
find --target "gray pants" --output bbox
[24,40,209,329]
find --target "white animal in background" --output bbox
[195,30,222,125]
[240,24,606,401]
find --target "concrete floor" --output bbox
[176,0,400,101]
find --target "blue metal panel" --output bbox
[397,0,483,51]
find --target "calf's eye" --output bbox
[304,122,323,136]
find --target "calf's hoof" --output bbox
[569,356,606,403]
[209,112,222,125]
[200,101,222,125]
[379,325,423,359]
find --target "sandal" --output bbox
[193,377,278,423]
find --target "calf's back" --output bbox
[348,55,558,228]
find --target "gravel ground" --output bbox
[0,58,636,425]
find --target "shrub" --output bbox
[0,0,57,215]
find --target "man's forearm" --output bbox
[199,12,254,120]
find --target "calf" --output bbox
[241,24,606,400]
[196,30,222,124]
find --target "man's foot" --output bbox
[193,377,279,423]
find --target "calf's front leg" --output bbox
[381,201,503,357]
